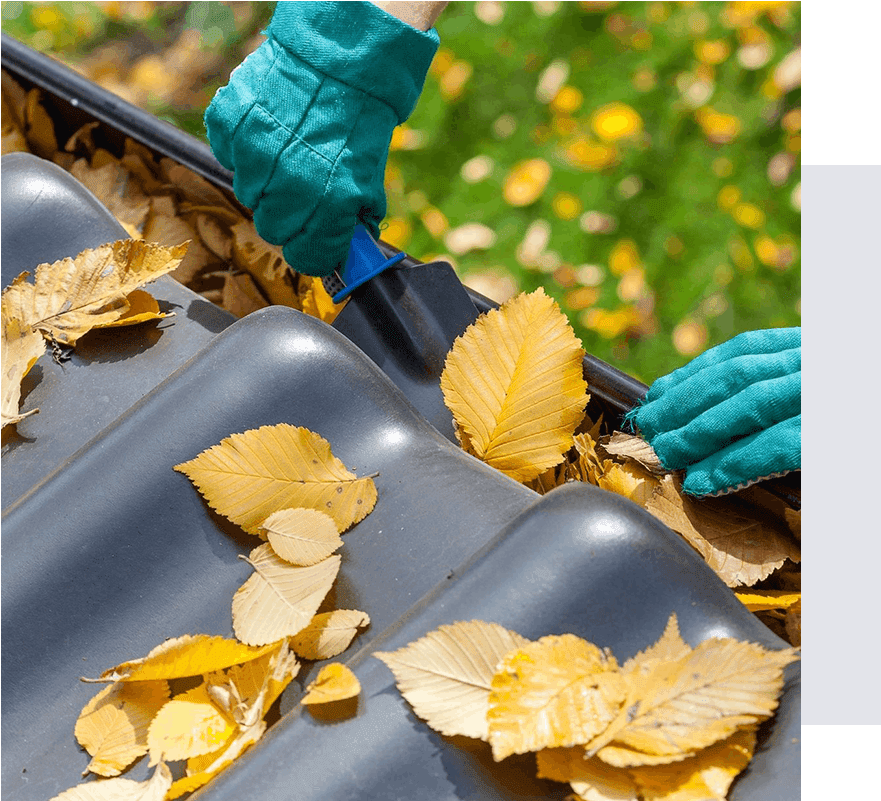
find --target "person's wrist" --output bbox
[371,1,448,31]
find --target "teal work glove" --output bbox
[204,2,440,277]
[624,328,801,497]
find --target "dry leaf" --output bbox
[597,462,659,508]
[220,272,269,318]
[301,662,361,704]
[75,680,169,777]
[735,590,801,613]
[291,610,371,660]
[25,87,58,159]
[230,220,301,308]
[1,240,185,346]
[621,615,691,680]
[487,634,627,761]
[174,423,377,534]
[220,640,300,719]
[571,431,614,485]
[1,310,45,427]
[440,288,588,482]
[602,431,666,474]
[300,276,341,324]
[142,197,212,285]
[784,599,801,647]
[645,476,800,587]
[49,762,172,801]
[260,507,343,565]
[92,289,171,328]
[588,628,798,765]
[536,746,639,801]
[147,684,236,765]
[628,727,756,801]
[92,634,280,683]
[375,620,529,741]
[69,156,151,238]
[232,544,341,646]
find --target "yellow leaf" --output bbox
[219,272,269,318]
[597,462,658,508]
[440,288,588,482]
[220,640,300,720]
[589,633,798,765]
[260,508,343,565]
[75,680,169,777]
[1,309,45,427]
[601,431,666,474]
[0,240,186,346]
[230,220,301,308]
[621,614,691,680]
[174,423,377,534]
[93,634,280,683]
[644,475,800,587]
[735,590,801,613]
[291,609,371,660]
[375,620,530,741]
[167,722,265,800]
[232,544,341,646]
[91,289,171,328]
[487,634,627,761]
[629,727,756,801]
[300,276,342,324]
[25,87,58,159]
[536,746,639,801]
[503,158,552,206]
[147,684,236,765]
[69,156,151,236]
[142,198,210,286]
[570,431,613,485]
[49,761,172,801]
[301,662,361,704]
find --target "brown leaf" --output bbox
[601,431,666,474]
[69,155,151,238]
[220,272,269,318]
[230,220,300,308]
[1,309,45,427]
[644,476,800,587]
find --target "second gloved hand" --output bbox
[204,2,439,277]
[625,328,801,497]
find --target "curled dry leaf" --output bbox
[440,288,588,482]
[147,684,236,765]
[645,475,800,587]
[93,289,172,328]
[488,634,627,761]
[174,423,377,535]
[536,746,639,801]
[602,431,667,474]
[1,311,45,427]
[375,620,529,741]
[0,240,186,346]
[735,590,801,613]
[92,634,280,683]
[75,680,169,777]
[232,544,341,646]
[291,609,371,661]
[261,508,343,565]
[49,761,172,801]
[301,662,361,704]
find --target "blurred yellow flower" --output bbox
[609,239,641,277]
[503,159,552,206]
[550,85,584,115]
[552,192,583,221]
[712,157,734,178]
[384,161,404,194]
[582,306,642,339]
[630,30,653,50]
[695,39,731,65]
[717,185,742,210]
[754,235,779,267]
[732,202,765,229]
[553,265,577,288]
[31,5,63,31]
[761,75,783,100]
[440,61,473,101]
[781,109,801,133]
[591,102,643,142]
[562,137,617,171]
[632,67,657,92]
[382,217,412,250]
[728,235,755,271]
[617,268,646,302]
[421,207,449,238]
[389,125,427,151]
[566,286,600,311]
[552,115,578,137]
[429,47,455,78]
[695,107,741,144]
[785,134,801,153]
[673,319,708,356]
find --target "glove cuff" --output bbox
[268,1,440,124]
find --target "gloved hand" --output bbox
[624,328,800,496]
[204,2,439,277]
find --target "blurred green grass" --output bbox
[1,1,800,384]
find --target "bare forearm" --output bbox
[371,1,449,30]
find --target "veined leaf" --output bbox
[375,620,529,741]
[1,310,45,427]
[536,746,639,801]
[0,240,185,346]
[621,614,691,679]
[147,684,236,765]
[440,288,588,482]
[261,508,343,564]
[220,641,301,720]
[301,663,361,704]
[75,680,169,777]
[291,610,371,661]
[232,544,341,646]
[601,431,666,474]
[92,634,279,683]
[174,424,377,534]
[487,634,627,761]
[48,762,171,801]
[92,289,172,328]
